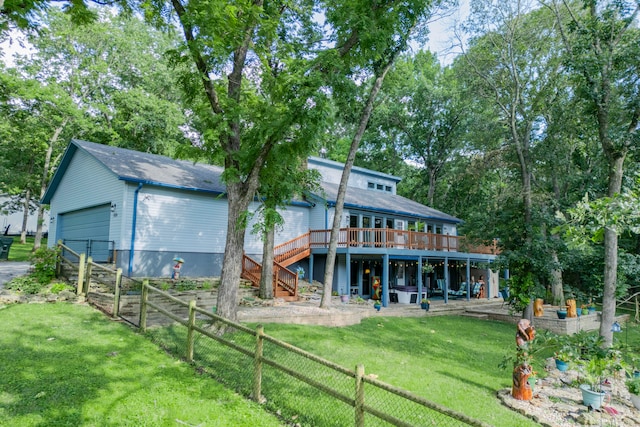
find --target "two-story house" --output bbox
[42,139,499,306]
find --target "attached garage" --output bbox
[58,204,113,262]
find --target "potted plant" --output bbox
[580,304,589,316]
[296,266,305,279]
[554,348,573,372]
[574,335,623,410]
[587,301,597,314]
[556,306,568,319]
[422,263,434,274]
[373,300,381,311]
[420,298,430,310]
[626,377,640,410]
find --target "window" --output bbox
[368,182,375,189]
[385,186,392,192]
[376,184,383,190]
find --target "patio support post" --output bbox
[466,257,471,301]
[444,256,449,304]
[487,268,491,300]
[417,257,423,302]
[357,261,363,295]
[345,252,351,295]
[308,254,314,284]
[382,254,389,307]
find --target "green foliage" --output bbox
[49,282,71,294]
[29,247,59,284]
[201,281,213,291]
[627,378,640,395]
[175,280,197,292]
[6,276,44,294]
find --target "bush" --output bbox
[6,276,44,294]
[50,282,72,294]
[30,247,59,284]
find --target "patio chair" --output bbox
[471,282,483,298]
[430,279,445,296]
[448,282,467,298]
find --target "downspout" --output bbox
[128,183,143,276]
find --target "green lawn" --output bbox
[251,315,640,427]
[0,303,284,427]
[2,236,45,262]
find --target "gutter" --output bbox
[128,183,143,276]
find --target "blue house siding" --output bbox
[48,148,124,247]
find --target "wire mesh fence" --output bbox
[140,281,492,427]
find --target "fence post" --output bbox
[355,364,365,427]
[84,256,93,295]
[77,253,86,295]
[113,268,122,318]
[253,324,264,403]
[140,280,149,332]
[56,240,62,277]
[186,300,196,362]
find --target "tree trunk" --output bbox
[599,154,625,346]
[259,226,274,300]
[321,60,396,309]
[34,122,65,251]
[216,183,253,323]
[20,190,31,244]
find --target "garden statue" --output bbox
[533,298,544,317]
[512,319,536,401]
[172,257,184,282]
[566,299,577,318]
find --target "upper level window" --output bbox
[368,181,393,192]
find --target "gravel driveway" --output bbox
[0,262,31,289]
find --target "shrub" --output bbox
[50,282,71,294]
[30,247,59,284]
[175,280,197,291]
[6,276,44,294]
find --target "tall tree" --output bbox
[455,0,568,317]
[544,0,640,345]
[320,0,442,308]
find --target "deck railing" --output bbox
[309,228,498,255]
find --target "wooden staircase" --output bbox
[241,232,312,301]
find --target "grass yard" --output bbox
[252,315,640,427]
[0,303,284,427]
[2,236,45,262]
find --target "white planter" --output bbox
[630,393,640,411]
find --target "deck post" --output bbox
[382,254,389,307]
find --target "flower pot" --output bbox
[555,359,569,372]
[588,307,596,314]
[580,384,607,410]
[556,310,567,319]
[633,370,640,379]
[630,393,640,410]
[374,304,381,312]
[420,302,430,311]
[340,295,349,303]
[581,308,589,315]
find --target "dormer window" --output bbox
[367,181,393,192]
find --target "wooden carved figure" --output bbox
[533,298,544,317]
[512,319,536,401]
[566,299,577,318]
